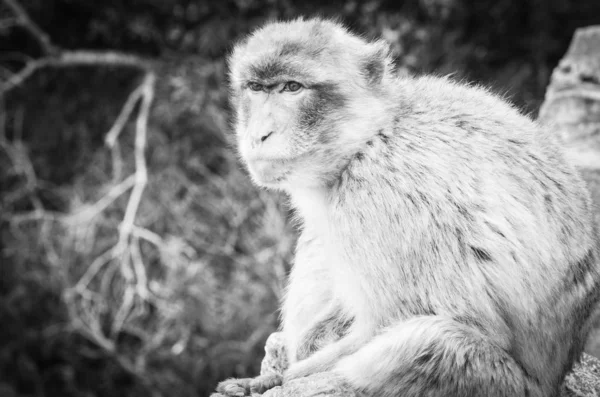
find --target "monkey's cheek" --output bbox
[247,160,290,187]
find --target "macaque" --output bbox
[215,17,600,397]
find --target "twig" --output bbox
[105,81,146,147]
[66,174,137,224]
[7,174,137,225]
[74,248,115,292]
[7,209,59,223]
[2,0,57,55]
[1,3,163,386]
[115,72,155,251]
[109,141,124,183]
[67,318,157,394]
[130,236,149,299]
[111,286,135,338]
[0,58,40,92]
[0,51,151,96]
[132,225,164,248]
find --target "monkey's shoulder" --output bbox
[365,75,577,178]
[392,75,537,140]
[334,75,590,217]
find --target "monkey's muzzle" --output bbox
[246,158,291,186]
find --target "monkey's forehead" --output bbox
[230,50,334,85]
[245,17,351,49]
[228,18,369,85]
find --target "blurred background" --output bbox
[1,0,600,396]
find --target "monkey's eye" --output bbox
[283,81,303,92]
[248,82,263,91]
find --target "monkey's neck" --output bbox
[289,186,331,232]
[288,96,395,229]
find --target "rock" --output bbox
[538,26,600,216]
[261,373,357,397]
[563,354,600,397]
[538,23,600,365]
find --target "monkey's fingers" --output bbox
[215,378,252,396]
[249,373,283,394]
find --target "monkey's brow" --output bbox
[251,79,305,89]
[248,61,311,82]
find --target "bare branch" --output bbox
[65,174,137,225]
[2,0,57,55]
[0,50,152,96]
[74,248,115,292]
[115,73,155,250]
[67,317,150,386]
[0,4,164,384]
[132,225,164,248]
[0,57,43,92]
[58,50,149,68]
[105,82,146,147]
[111,286,135,338]
[109,141,124,183]
[130,236,149,299]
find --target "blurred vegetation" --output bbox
[1,1,600,396]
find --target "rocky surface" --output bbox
[539,26,600,212]
[539,24,600,363]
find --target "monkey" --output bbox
[213,17,600,397]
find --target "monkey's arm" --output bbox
[283,311,541,396]
[284,323,373,381]
[333,316,541,397]
[213,233,342,397]
[281,232,341,363]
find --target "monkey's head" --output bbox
[228,17,393,190]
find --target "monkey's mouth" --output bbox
[246,158,292,186]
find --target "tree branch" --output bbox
[3,0,57,55]
[0,50,152,96]
[1,0,160,370]
[115,72,155,252]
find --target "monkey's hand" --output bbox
[212,374,283,396]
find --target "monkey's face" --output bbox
[233,79,318,188]
[233,75,352,189]
[228,18,390,190]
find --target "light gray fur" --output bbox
[223,17,600,397]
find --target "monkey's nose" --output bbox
[260,131,273,143]
[249,131,275,148]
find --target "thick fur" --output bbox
[225,17,600,397]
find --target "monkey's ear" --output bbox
[362,41,390,86]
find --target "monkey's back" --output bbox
[331,75,600,390]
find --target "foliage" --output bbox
[1,1,600,397]
[1,60,294,396]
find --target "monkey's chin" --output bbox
[246,159,291,188]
